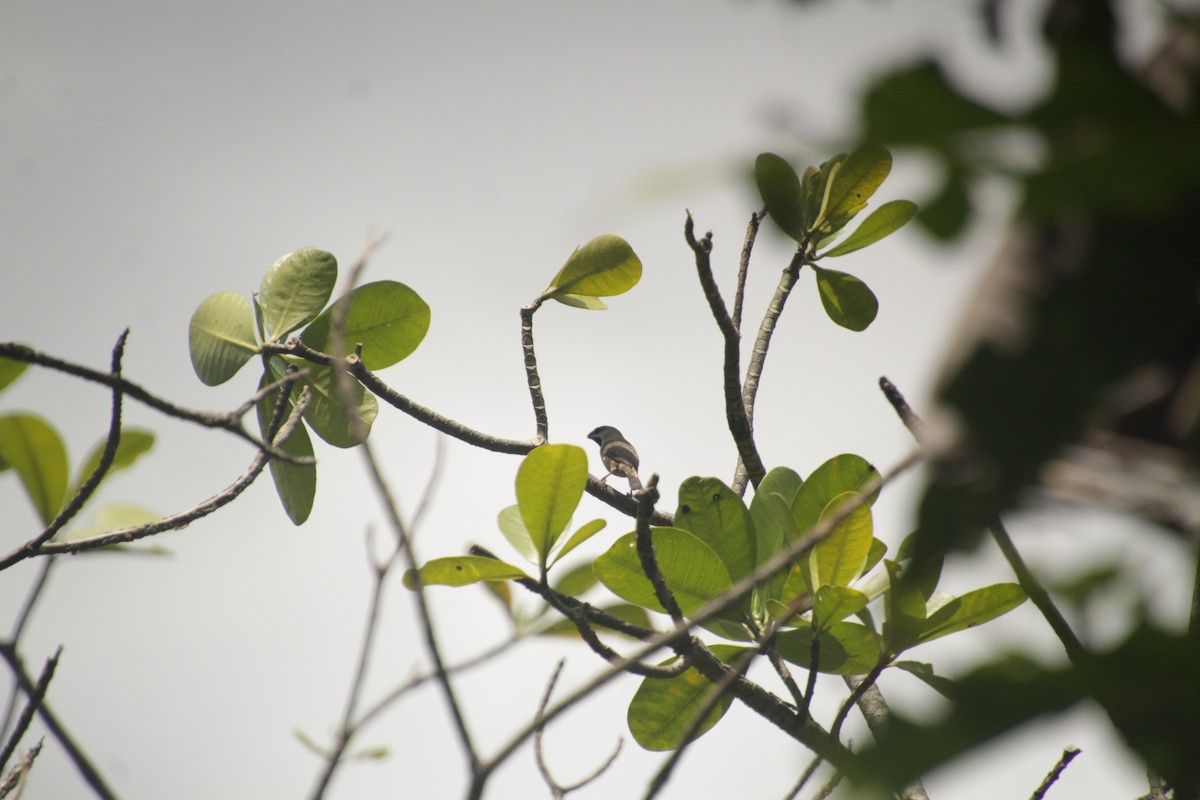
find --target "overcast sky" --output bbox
[1,1,1190,799]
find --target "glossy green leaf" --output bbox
[550,517,607,565]
[918,583,1027,644]
[627,644,746,751]
[188,292,259,385]
[497,504,538,564]
[257,371,316,525]
[551,561,599,597]
[0,413,69,525]
[403,555,528,589]
[69,428,155,499]
[259,247,338,342]
[755,153,806,241]
[813,585,869,629]
[515,444,588,565]
[542,235,641,303]
[821,144,893,229]
[775,622,884,675]
[792,454,879,535]
[813,267,878,331]
[822,200,918,258]
[0,356,27,393]
[300,280,430,369]
[292,362,377,448]
[594,528,732,617]
[675,476,755,582]
[810,491,874,589]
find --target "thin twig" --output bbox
[520,299,550,444]
[731,209,764,333]
[0,644,118,800]
[685,213,767,490]
[1029,746,1080,800]
[534,660,622,799]
[0,561,54,738]
[0,649,58,774]
[781,754,824,800]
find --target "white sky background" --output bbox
[1,1,1192,798]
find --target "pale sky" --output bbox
[2,1,1189,799]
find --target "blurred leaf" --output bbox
[916,170,972,240]
[301,280,430,369]
[883,560,928,653]
[813,267,878,331]
[755,153,807,241]
[259,247,338,342]
[292,361,377,448]
[594,528,732,617]
[822,200,918,257]
[775,622,884,675]
[0,413,69,524]
[257,369,316,525]
[497,504,538,564]
[550,518,607,565]
[188,292,259,385]
[675,476,755,582]
[515,444,588,566]
[69,428,155,499]
[543,235,641,303]
[59,502,160,542]
[892,660,957,699]
[403,555,528,589]
[627,644,746,751]
[0,355,27,393]
[551,561,598,597]
[861,60,1011,146]
[810,491,873,588]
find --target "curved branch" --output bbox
[520,299,550,444]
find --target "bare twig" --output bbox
[0,644,118,800]
[0,649,58,774]
[781,755,824,800]
[1029,746,1080,800]
[0,739,41,800]
[534,660,622,799]
[0,561,54,738]
[731,210,764,333]
[685,213,767,490]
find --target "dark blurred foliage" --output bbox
[784,0,1200,795]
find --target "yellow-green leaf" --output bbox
[515,444,588,565]
[188,291,259,385]
[627,644,746,750]
[542,235,641,303]
[822,200,918,258]
[403,556,529,589]
[300,280,430,369]
[594,528,732,617]
[810,491,874,588]
[260,247,338,342]
[0,414,68,525]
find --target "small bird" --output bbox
[587,425,642,492]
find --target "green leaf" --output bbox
[883,560,928,653]
[257,370,316,525]
[775,622,884,675]
[749,468,803,610]
[627,644,747,751]
[259,247,338,342]
[813,585,869,629]
[551,561,599,597]
[863,537,888,577]
[594,528,732,617]
[810,492,873,589]
[792,454,879,534]
[917,583,1027,644]
[822,200,918,258]
[60,502,160,542]
[674,477,755,583]
[189,291,260,385]
[497,504,538,564]
[69,428,155,499]
[0,355,27,393]
[0,413,69,525]
[821,144,893,229]
[403,555,529,589]
[292,361,377,448]
[542,235,641,303]
[812,267,878,331]
[552,293,608,310]
[550,518,607,565]
[515,444,588,565]
[755,153,806,241]
[300,280,430,369]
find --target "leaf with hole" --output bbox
[403,556,529,589]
